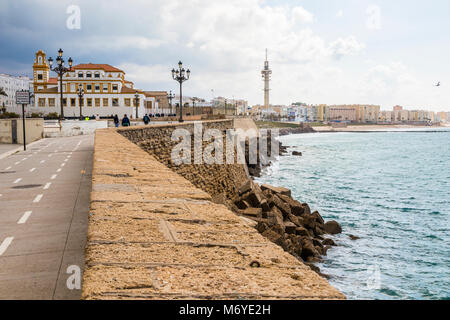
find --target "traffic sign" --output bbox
[16,90,30,105]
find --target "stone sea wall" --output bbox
[81,125,345,299]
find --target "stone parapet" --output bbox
[81,124,344,300]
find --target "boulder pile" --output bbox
[231,179,342,272]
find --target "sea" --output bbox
[255,128,450,300]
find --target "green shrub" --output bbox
[46,112,60,119]
[0,112,20,119]
[30,112,44,118]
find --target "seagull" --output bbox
[435,82,440,87]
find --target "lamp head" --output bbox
[68,57,73,67]
[58,48,63,57]
[178,61,182,68]
[48,57,53,67]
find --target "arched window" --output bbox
[38,56,42,64]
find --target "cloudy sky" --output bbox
[0,0,449,111]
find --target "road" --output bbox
[0,135,93,299]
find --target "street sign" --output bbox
[16,90,30,105]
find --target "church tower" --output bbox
[33,50,50,93]
[261,49,272,109]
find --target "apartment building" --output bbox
[0,73,32,113]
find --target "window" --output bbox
[86,84,92,92]
[87,98,92,107]
[95,72,100,78]
[71,98,76,107]
[37,74,43,80]
[112,84,118,91]
[95,84,100,92]
[63,98,67,107]
[70,84,75,92]
[124,98,131,106]
[38,98,45,107]
[48,98,55,107]
[103,84,108,92]
[78,72,83,78]
[103,98,109,106]
[86,72,92,78]
[112,98,119,106]
[95,98,101,107]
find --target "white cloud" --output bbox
[366,5,382,30]
[292,6,315,24]
[336,9,343,18]
[328,36,366,59]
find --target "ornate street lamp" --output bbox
[48,48,73,120]
[134,91,139,119]
[171,61,190,122]
[167,90,175,116]
[77,84,84,119]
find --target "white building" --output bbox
[31,50,151,118]
[0,73,32,113]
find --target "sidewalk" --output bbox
[0,144,23,160]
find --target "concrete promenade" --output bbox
[82,127,344,300]
[0,135,93,299]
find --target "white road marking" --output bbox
[0,237,14,256]
[43,182,51,190]
[22,158,26,161]
[33,194,43,203]
[0,194,2,197]
[61,163,65,167]
[51,174,57,180]
[15,161,20,165]
[29,168,36,172]
[64,159,68,162]
[57,168,62,172]
[18,211,32,224]
[40,160,45,164]
[5,166,11,170]
[13,178,22,184]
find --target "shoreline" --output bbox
[312,124,448,132]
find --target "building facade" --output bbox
[0,73,32,113]
[31,50,149,118]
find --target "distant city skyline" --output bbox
[0,0,449,111]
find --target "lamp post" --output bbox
[48,48,73,120]
[77,84,84,119]
[171,61,190,123]
[134,91,139,119]
[224,99,227,116]
[167,90,175,116]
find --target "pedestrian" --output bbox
[143,113,150,125]
[95,114,100,121]
[122,114,130,127]
[113,114,119,128]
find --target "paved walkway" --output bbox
[0,135,94,299]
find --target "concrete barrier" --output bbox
[44,120,108,137]
[0,118,44,144]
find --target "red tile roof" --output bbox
[48,77,58,84]
[72,63,124,73]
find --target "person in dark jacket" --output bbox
[122,114,130,127]
[143,114,150,125]
[113,114,119,128]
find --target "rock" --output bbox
[256,221,269,233]
[284,221,297,234]
[349,234,360,241]
[272,194,292,217]
[300,237,319,261]
[242,207,262,217]
[292,151,302,156]
[322,245,331,255]
[260,184,291,197]
[238,179,253,195]
[301,203,311,216]
[313,225,325,236]
[278,194,304,216]
[312,211,325,225]
[324,220,342,235]
[287,213,300,226]
[260,199,271,212]
[295,226,311,237]
[262,228,282,244]
[234,199,250,210]
[322,238,336,246]
[302,214,316,230]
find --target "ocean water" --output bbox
[256,128,450,300]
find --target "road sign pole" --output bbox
[22,103,26,151]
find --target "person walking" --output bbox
[122,114,130,127]
[143,113,150,125]
[113,114,119,128]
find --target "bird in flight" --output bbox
[435,82,440,87]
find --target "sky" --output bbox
[0,0,449,111]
